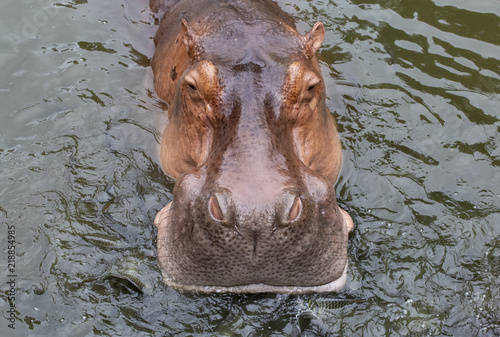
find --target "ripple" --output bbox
[77,41,117,54]
[473,189,498,210]
[394,40,424,53]
[435,215,459,244]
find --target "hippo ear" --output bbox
[303,22,325,56]
[181,19,200,58]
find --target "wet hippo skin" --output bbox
[151,0,354,293]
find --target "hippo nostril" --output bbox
[287,196,302,222]
[208,195,224,222]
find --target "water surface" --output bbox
[0,0,499,336]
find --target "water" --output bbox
[0,0,498,336]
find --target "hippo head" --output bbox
[153,17,353,293]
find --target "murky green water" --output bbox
[0,0,498,336]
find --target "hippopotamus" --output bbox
[151,0,353,294]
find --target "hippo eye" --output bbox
[307,83,318,93]
[184,76,202,101]
[302,79,320,102]
[185,77,198,91]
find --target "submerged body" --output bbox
[150,0,353,293]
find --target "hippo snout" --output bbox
[154,170,352,293]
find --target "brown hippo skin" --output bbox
[151,0,354,293]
